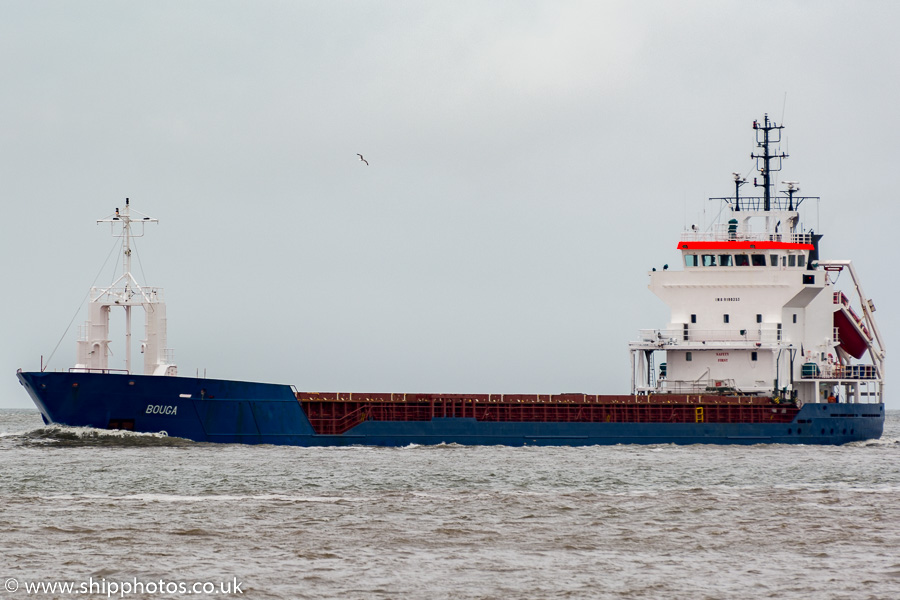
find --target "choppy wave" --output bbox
[38,493,374,503]
[1,408,900,600]
[849,435,900,447]
[15,424,195,447]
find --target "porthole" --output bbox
[788,428,792,435]
[798,428,802,434]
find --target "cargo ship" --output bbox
[17,116,886,445]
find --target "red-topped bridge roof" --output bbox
[678,241,815,251]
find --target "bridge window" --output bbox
[788,254,796,267]
[702,254,716,267]
[718,254,733,266]
[770,254,779,266]
[798,255,806,267]
[685,254,698,267]
[752,254,766,266]
[735,255,750,266]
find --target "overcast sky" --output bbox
[2,1,898,409]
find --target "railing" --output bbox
[653,379,738,394]
[317,405,371,435]
[680,227,813,245]
[800,364,878,380]
[637,327,782,344]
[68,367,130,374]
[709,196,817,213]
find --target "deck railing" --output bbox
[68,367,130,374]
[680,228,813,245]
[800,364,878,380]
[653,379,737,394]
[637,327,782,344]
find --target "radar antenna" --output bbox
[732,173,747,211]
[751,114,787,211]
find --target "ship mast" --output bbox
[710,115,816,240]
[74,199,176,377]
[751,114,787,213]
[96,199,158,374]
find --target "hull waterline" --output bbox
[18,371,884,446]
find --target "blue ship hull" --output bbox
[17,371,885,446]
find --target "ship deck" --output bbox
[297,393,798,435]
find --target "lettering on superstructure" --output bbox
[716,351,729,363]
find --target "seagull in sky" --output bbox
[357,153,368,165]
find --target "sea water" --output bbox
[1,408,899,600]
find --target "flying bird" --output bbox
[357,154,368,166]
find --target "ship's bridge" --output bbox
[677,202,817,269]
[678,240,815,269]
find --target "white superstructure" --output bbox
[73,199,177,376]
[630,116,884,405]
